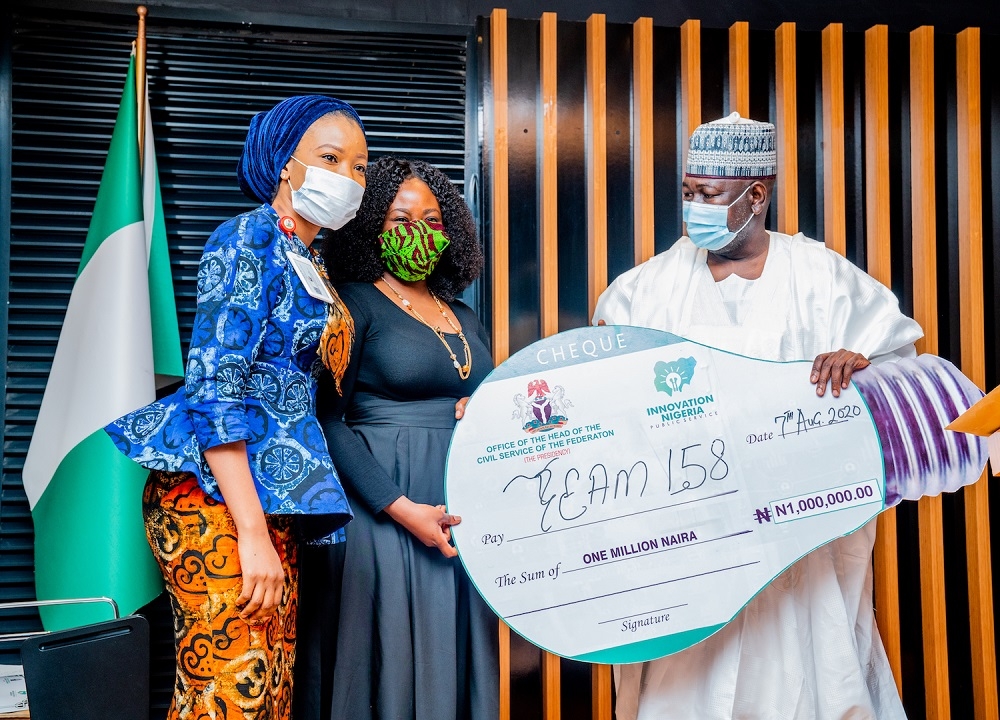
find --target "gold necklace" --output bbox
[380,278,472,380]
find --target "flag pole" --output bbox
[136,5,147,165]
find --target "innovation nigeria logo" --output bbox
[654,357,696,396]
[646,356,716,425]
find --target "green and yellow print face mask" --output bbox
[379,219,451,281]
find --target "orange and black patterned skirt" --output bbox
[143,470,298,720]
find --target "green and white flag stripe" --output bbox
[22,54,183,631]
[143,77,184,385]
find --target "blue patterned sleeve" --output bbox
[185,213,279,450]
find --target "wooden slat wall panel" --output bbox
[488,11,511,720]
[499,621,512,720]
[821,23,846,256]
[729,21,749,117]
[863,23,904,695]
[956,26,999,720]
[541,0,562,663]
[865,26,893,287]
[591,664,612,720]
[633,17,654,265]
[540,12,559,341]
[956,30,983,387]
[909,28,939,367]
[775,22,798,234]
[586,15,612,716]
[489,8,510,367]
[680,19,700,167]
[586,13,608,318]
[539,5,562,688]
[481,11,1000,720]
[909,24,951,720]
[542,650,561,720]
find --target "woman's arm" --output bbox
[317,291,405,513]
[204,442,284,622]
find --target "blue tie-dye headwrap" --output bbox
[237,95,365,204]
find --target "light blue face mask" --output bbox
[682,183,755,252]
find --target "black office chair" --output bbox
[0,598,149,720]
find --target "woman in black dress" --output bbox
[295,157,499,720]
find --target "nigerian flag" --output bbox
[21,53,183,631]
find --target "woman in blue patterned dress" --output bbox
[105,95,366,720]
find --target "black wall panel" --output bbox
[796,29,820,242]
[988,41,1000,393]
[507,18,542,358]
[555,21,589,332]
[700,28,727,125]
[888,32,912,317]
[747,28,776,231]
[843,31,866,268]
[651,26,681,253]
[605,22,634,287]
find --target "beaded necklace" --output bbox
[380,277,472,380]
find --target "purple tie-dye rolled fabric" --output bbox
[852,355,989,507]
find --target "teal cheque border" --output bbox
[570,624,727,664]
[445,325,887,665]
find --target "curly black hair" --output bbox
[324,156,483,302]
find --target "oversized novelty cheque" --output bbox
[444,326,988,664]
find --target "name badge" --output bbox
[286,251,335,304]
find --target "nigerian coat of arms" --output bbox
[512,379,573,433]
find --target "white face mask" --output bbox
[287,156,365,230]
[682,183,754,252]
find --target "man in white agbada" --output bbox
[594,113,921,720]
